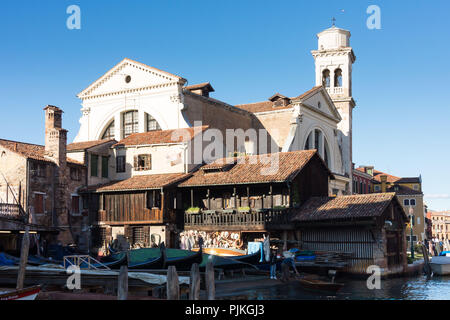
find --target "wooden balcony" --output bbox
[184,209,293,231]
[0,203,26,222]
[97,208,175,225]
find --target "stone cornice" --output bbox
[311,48,356,63]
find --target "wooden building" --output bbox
[88,173,189,252]
[291,193,408,276]
[179,150,333,248]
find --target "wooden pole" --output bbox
[16,226,30,289]
[189,263,200,300]
[205,261,215,300]
[117,265,128,300]
[167,265,180,300]
[422,244,432,279]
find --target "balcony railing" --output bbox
[326,87,344,95]
[184,209,292,231]
[0,203,26,221]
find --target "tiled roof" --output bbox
[113,126,209,147]
[179,150,329,187]
[236,86,322,114]
[0,139,83,166]
[291,193,398,222]
[67,139,116,151]
[387,185,422,196]
[372,170,401,183]
[396,177,421,184]
[95,173,190,192]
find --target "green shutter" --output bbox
[91,154,98,177]
[102,156,109,178]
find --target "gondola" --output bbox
[94,252,128,269]
[199,254,257,271]
[164,246,203,271]
[230,248,262,265]
[128,248,165,270]
[295,278,344,294]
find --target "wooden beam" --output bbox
[117,265,128,300]
[189,263,200,300]
[205,262,215,300]
[270,185,273,209]
[167,266,180,300]
[207,189,211,210]
[16,226,30,290]
[190,189,194,208]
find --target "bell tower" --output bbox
[311,23,356,193]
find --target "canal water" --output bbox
[220,276,450,300]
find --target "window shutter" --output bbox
[134,156,138,171]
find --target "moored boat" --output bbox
[430,256,450,275]
[296,278,344,294]
[128,249,165,270]
[230,248,262,265]
[0,285,41,300]
[164,247,203,271]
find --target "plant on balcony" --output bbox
[272,205,288,211]
[185,207,200,214]
[219,208,235,214]
[254,208,268,213]
[238,206,250,213]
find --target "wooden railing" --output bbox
[184,209,292,230]
[0,203,25,221]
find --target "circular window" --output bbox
[125,75,131,83]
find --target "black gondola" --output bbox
[97,252,128,269]
[128,248,165,270]
[164,246,203,271]
[230,248,262,265]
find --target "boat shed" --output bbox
[291,193,408,276]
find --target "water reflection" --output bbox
[220,276,450,300]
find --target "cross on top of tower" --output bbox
[331,17,336,27]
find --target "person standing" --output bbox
[270,249,278,280]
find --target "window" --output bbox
[404,199,410,206]
[71,196,80,215]
[132,227,145,245]
[322,69,330,87]
[102,121,115,139]
[305,129,331,168]
[116,156,126,173]
[70,167,81,181]
[101,156,109,178]
[406,235,417,242]
[146,114,161,132]
[91,154,99,177]
[31,162,46,177]
[374,185,381,192]
[334,68,343,87]
[123,110,139,138]
[410,199,416,206]
[34,194,44,214]
[134,154,151,171]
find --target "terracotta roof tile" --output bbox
[95,173,190,192]
[67,139,116,151]
[179,150,327,187]
[113,126,209,147]
[185,82,215,92]
[386,185,422,195]
[291,193,397,222]
[235,86,322,114]
[0,139,83,166]
[372,170,401,183]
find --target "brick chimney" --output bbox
[380,175,387,193]
[44,105,67,168]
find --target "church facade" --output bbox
[74,25,356,196]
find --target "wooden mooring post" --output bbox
[117,265,128,300]
[189,263,200,300]
[167,266,180,300]
[205,262,215,300]
[421,244,432,279]
[16,226,30,290]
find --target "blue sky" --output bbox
[0,0,449,210]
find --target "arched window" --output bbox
[102,121,115,139]
[334,68,343,87]
[322,69,330,88]
[304,129,331,168]
[146,113,161,132]
[404,199,410,206]
[123,110,139,138]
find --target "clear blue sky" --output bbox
[0,0,449,210]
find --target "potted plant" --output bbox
[238,206,250,213]
[185,207,200,214]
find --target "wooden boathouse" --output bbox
[291,193,408,275]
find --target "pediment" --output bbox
[78,58,186,99]
[298,87,342,122]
